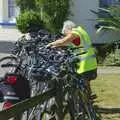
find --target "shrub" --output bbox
[35,0,71,32]
[95,44,114,65]
[16,0,36,12]
[96,44,120,66]
[114,48,120,65]
[103,51,115,66]
[16,0,71,33]
[16,11,44,33]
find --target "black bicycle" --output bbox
[0,30,97,120]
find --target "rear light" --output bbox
[6,76,17,84]
[3,101,13,109]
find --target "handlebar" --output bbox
[70,46,84,50]
[75,51,87,56]
[1,64,18,68]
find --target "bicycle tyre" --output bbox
[0,56,18,75]
[0,56,18,63]
[72,89,97,120]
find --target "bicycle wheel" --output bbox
[72,89,97,120]
[0,56,18,63]
[0,56,18,75]
[23,81,51,120]
[40,97,58,120]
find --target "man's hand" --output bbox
[46,42,56,48]
[46,43,52,48]
[46,33,75,48]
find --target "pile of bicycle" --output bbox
[0,29,97,120]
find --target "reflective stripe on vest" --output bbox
[71,27,96,61]
[79,54,96,61]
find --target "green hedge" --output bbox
[16,11,44,33]
[16,0,71,33]
[96,44,120,66]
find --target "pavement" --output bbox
[0,41,14,77]
[98,66,120,74]
[0,41,15,53]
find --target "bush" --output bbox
[103,51,115,66]
[35,0,71,32]
[95,44,114,65]
[114,48,120,65]
[96,44,120,66]
[16,11,44,33]
[16,0,71,33]
[103,48,120,66]
[16,0,36,12]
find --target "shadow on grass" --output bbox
[93,105,120,120]
[95,105,120,114]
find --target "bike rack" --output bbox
[0,88,55,120]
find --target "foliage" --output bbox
[103,51,115,65]
[94,6,120,66]
[16,0,71,33]
[95,44,114,65]
[16,11,44,33]
[104,48,120,66]
[96,6,120,33]
[96,44,120,66]
[16,0,36,12]
[35,0,71,32]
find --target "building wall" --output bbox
[70,0,120,44]
[0,0,22,42]
[0,0,8,22]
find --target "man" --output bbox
[47,20,97,97]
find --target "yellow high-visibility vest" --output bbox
[70,26,97,74]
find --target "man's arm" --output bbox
[47,33,77,47]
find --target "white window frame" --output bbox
[8,0,19,23]
[8,0,16,19]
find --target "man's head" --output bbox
[62,20,76,35]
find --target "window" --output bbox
[100,0,112,7]
[111,0,120,5]
[8,0,16,18]
[99,0,120,7]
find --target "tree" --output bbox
[16,11,44,33]
[16,0,36,12]
[15,0,71,33]
[95,6,120,65]
[35,0,71,32]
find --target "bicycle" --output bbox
[0,30,97,120]
[23,48,97,120]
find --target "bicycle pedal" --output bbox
[90,93,97,100]
[75,112,84,120]
[49,116,56,120]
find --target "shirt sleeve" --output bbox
[72,37,80,46]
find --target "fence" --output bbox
[0,88,55,120]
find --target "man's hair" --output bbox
[62,20,76,34]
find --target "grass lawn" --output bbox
[91,74,120,120]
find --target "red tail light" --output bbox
[3,101,13,109]
[6,76,17,84]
